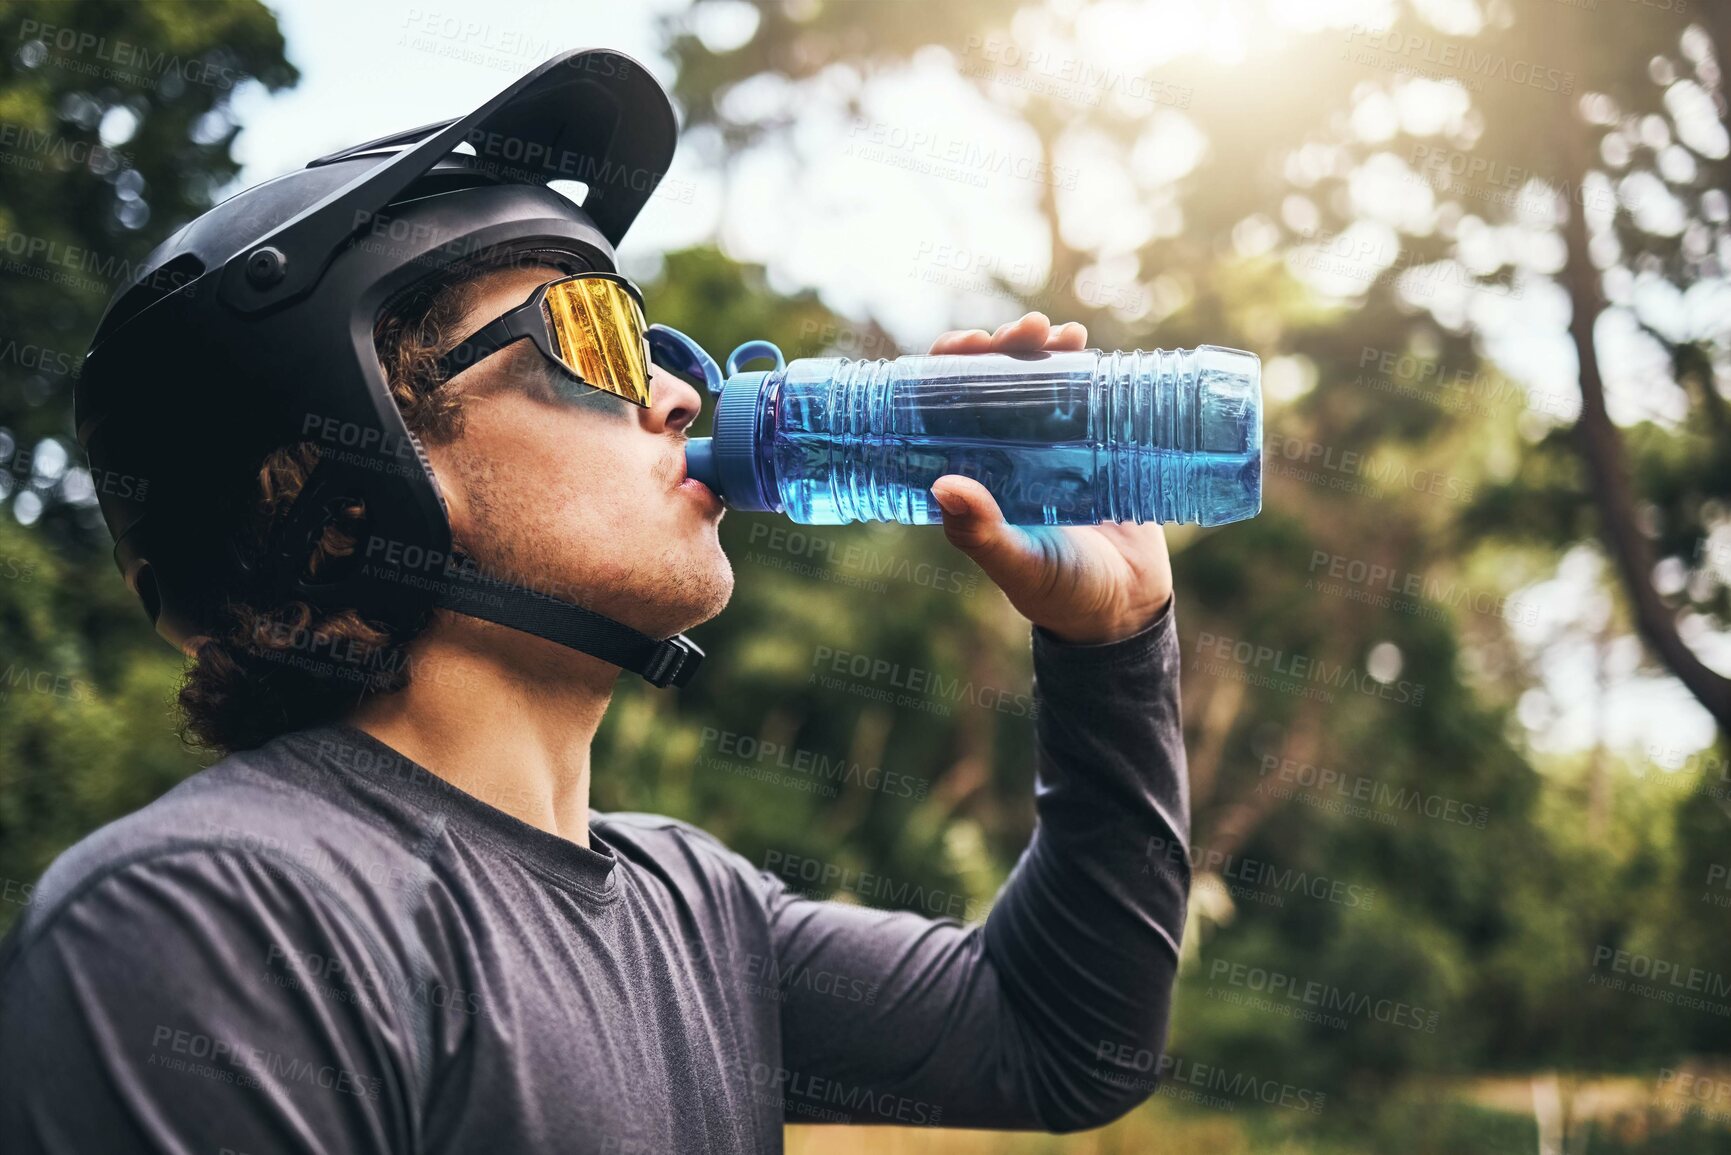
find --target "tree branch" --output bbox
[1559,119,1731,733]
[1203,700,1324,861]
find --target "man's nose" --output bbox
[641,365,703,434]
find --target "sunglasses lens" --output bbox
[542,277,652,407]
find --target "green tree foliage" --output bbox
[653,0,1731,1118]
[2,0,1730,1148]
[0,0,295,918]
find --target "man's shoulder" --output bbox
[596,812,767,889]
[16,735,436,948]
[598,811,735,858]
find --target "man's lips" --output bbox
[668,443,722,510]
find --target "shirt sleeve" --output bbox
[0,848,421,1154]
[764,599,1191,1133]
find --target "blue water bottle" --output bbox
[677,338,1261,527]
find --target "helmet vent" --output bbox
[548,179,589,207]
[293,495,371,589]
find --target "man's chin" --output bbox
[619,544,734,638]
[669,554,735,634]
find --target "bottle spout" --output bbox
[685,437,720,492]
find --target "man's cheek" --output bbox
[585,455,659,538]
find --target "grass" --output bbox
[785,1075,1731,1155]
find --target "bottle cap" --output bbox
[707,372,774,511]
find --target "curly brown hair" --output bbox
[177,249,568,754]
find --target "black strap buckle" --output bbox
[642,634,705,688]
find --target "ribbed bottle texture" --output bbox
[1100,348,1188,524]
[835,357,905,525]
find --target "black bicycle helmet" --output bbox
[75,49,704,688]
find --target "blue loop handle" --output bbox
[725,340,785,377]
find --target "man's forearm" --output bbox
[761,599,1189,1133]
[979,597,1191,1132]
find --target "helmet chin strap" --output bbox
[432,556,704,687]
[265,436,703,690]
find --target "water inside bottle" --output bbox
[774,435,1261,526]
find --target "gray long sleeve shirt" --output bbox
[0,604,1191,1153]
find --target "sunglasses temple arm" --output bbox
[437,308,537,381]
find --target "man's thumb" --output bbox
[930,476,1044,584]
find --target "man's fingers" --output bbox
[929,328,993,355]
[931,315,1087,355]
[989,312,1053,352]
[1046,321,1088,350]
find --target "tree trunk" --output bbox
[1558,112,1731,733]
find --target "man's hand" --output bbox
[928,311,1174,646]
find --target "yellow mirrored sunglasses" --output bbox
[435,272,654,407]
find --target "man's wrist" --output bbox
[1033,594,1174,648]
[1032,596,1175,661]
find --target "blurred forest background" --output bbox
[4,0,1731,1150]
